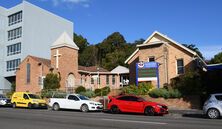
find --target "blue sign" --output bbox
[136,61,160,88]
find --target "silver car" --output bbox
[203,93,222,119]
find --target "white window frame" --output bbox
[176,58,185,75]
[148,56,155,62]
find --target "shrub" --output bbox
[40,89,66,98]
[149,88,182,99]
[43,73,60,90]
[171,71,204,95]
[80,90,95,98]
[94,88,102,96]
[75,86,86,94]
[121,82,153,95]
[94,86,111,96]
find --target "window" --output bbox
[177,59,184,74]
[7,42,21,56]
[6,58,21,71]
[68,95,79,101]
[23,94,29,99]
[148,56,155,62]
[112,75,115,85]
[106,75,109,85]
[80,75,83,84]
[215,95,222,101]
[98,76,100,84]
[38,76,45,86]
[91,78,94,84]
[26,63,31,84]
[8,27,22,41]
[8,11,22,26]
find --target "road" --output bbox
[0,108,221,129]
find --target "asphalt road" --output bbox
[0,108,221,129]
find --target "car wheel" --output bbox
[144,107,155,116]
[53,103,60,111]
[81,104,89,112]
[110,105,120,114]
[12,103,16,108]
[28,103,32,109]
[207,108,220,119]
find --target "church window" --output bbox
[26,63,31,84]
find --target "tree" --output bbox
[79,45,98,66]
[210,52,222,64]
[43,73,60,90]
[182,44,204,59]
[73,33,89,53]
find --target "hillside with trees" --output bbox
[74,32,143,70]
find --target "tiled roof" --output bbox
[78,66,109,72]
[29,55,51,67]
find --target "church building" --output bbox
[125,31,206,88]
[16,32,129,93]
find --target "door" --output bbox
[17,94,29,107]
[67,95,82,110]
[127,96,144,113]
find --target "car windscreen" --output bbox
[28,94,41,99]
[77,95,89,100]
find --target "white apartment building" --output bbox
[0,1,73,93]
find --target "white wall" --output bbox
[22,1,73,59]
[0,1,74,92]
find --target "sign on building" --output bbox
[136,61,160,88]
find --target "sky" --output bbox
[0,0,222,59]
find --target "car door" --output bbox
[127,96,144,113]
[116,96,132,112]
[17,94,29,107]
[67,95,82,110]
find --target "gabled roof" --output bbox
[51,31,79,50]
[29,55,51,67]
[111,65,129,74]
[125,31,201,64]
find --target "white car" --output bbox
[49,94,103,112]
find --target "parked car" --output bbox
[49,94,103,112]
[203,93,222,119]
[11,92,47,109]
[107,95,168,116]
[0,94,11,106]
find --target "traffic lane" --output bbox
[0,108,166,129]
[0,108,221,129]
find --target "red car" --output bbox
[107,95,168,116]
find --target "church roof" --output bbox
[29,55,51,67]
[78,66,109,73]
[111,65,129,74]
[51,31,79,50]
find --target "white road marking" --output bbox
[101,118,168,125]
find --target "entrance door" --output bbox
[67,74,75,93]
[67,74,75,87]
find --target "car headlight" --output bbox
[157,105,162,108]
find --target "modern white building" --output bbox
[0,1,73,93]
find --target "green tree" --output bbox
[182,44,204,59]
[74,33,89,54]
[79,45,98,66]
[210,52,222,64]
[43,73,60,90]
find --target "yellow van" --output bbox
[11,92,47,109]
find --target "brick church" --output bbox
[16,32,129,93]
